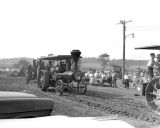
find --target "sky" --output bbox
[0,0,160,60]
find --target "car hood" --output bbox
[0,91,36,98]
[0,91,54,116]
[0,116,135,128]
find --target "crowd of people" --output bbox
[84,70,119,87]
[119,53,160,96]
[84,69,141,88]
[83,69,149,96]
[82,54,160,96]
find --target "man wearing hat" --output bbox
[124,72,130,89]
[147,53,156,80]
[154,54,160,76]
[112,70,117,88]
[132,72,139,89]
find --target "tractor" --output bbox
[37,50,87,95]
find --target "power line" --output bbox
[127,29,160,31]
[127,26,160,31]
[128,26,160,27]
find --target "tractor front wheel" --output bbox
[55,80,64,96]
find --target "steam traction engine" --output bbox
[135,45,160,115]
[37,50,87,95]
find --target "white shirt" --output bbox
[89,73,93,78]
[94,73,98,77]
[142,75,149,83]
[147,59,155,67]
[124,74,129,80]
[101,74,105,78]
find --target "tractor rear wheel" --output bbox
[146,77,160,115]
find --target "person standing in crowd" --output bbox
[124,72,130,89]
[32,59,37,79]
[108,71,112,85]
[147,53,156,80]
[132,72,139,89]
[85,71,89,78]
[94,71,98,78]
[37,59,43,86]
[89,71,94,85]
[112,70,117,88]
[141,70,149,96]
[26,64,32,84]
[100,71,105,84]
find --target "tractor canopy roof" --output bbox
[135,45,160,50]
[38,55,72,61]
[38,55,82,61]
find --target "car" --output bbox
[0,91,54,119]
[36,50,87,95]
[0,115,135,128]
[91,76,112,87]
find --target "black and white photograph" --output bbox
[1,0,160,128]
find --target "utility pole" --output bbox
[118,20,132,84]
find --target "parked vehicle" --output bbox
[91,75,112,87]
[0,91,54,119]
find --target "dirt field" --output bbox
[0,75,160,128]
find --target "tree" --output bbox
[109,62,117,68]
[98,53,110,71]
[12,59,31,69]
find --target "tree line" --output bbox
[0,57,148,72]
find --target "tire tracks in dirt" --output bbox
[23,82,160,125]
[24,83,110,117]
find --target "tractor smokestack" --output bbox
[71,50,81,71]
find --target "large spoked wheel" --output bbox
[40,71,49,91]
[55,80,64,96]
[146,76,160,115]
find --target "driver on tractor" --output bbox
[58,61,66,73]
[154,54,160,76]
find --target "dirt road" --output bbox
[0,75,160,128]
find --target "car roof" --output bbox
[135,45,160,50]
[39,55,72,60]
